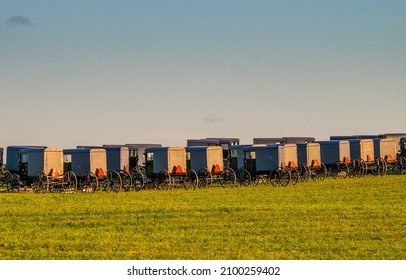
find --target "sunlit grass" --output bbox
[0,175,405,259]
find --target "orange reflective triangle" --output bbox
[213,164,221,173]
[311,159,319,167]
[175,165,183,174]
[96,168,105,176]
[49,169,59,177]
[343,156,350,164]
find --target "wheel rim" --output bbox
[132,170,145,191]
[107,171,122,193]
[120,170,132,192]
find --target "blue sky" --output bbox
[1,0,405,149]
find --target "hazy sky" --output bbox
[1,0,405,149]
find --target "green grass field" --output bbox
[0,175,405,260]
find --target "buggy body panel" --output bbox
[281,144,298,167]
[349,139,374,161]
[65,148,107,175]
[373,138,397,160]
[6,146,47,173]
[229,145,252,170]
[125,144,162,167]
[243,145,281,173]
[145,147,187,175]
[78,145,130,171]
[187,146,223,173]
[318,140,350,165]
[19,148,63,177]
[381,133,406,155]
[297,143,321,166]
[104,146,129,171]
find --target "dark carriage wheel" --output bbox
[289,168,299,185]
[358,159,367,177]
[107,171,122,193]
[319,163,328,180]
[370,158,379,176]
[380,158,388,176]
[119,170,132,192]
[7,173,21,192]
[157,170,171,191]
[269,169,278,187]
[137,166,147,177]
[300,163,310,182]
[184,170,198,190]
[331,161,348,179]
[32,171,48,194]
[398,156,406,174]
[79,172,98,193]
[131,169,145,191]
[348,160,362,178]
[251,175,260,186]
[48,178,61,193]
[3,170,18,192]
[375,157,386,176]
[277,167,291,187]
[1,170,11,189]
[197,168,212,189]
[62,171,77,193]
[236,168,251,187]
[219,167,237,188]
[347,161,355,178]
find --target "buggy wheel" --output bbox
[331,161,348,179]
[120,170,132,192]
[79,172,98,193]
[319,163,328,180]
[397,156,406,174]
[6,173,21,192]
[236,168,251,187]
[32,171,48,193]
[157,170,171,191]
[289,168,299,185]
[131,169,145,191]
[376,157,386,176]
[278,167,291,187]
[300,163,310,182]
[269,169,278,187]
[370,159,379,176]
[198,168,212,188]
[137,166,147,177]
[382,159,388,175]
[62,171,77,193]
[107,171,122,193]
[184,170,198,190]
[251,175,260,186]
[358,159,367,177]
[2,171,17,192]
[219,167,236,188]
[348,160,362,178]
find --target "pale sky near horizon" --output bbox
[1,0,405,150]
